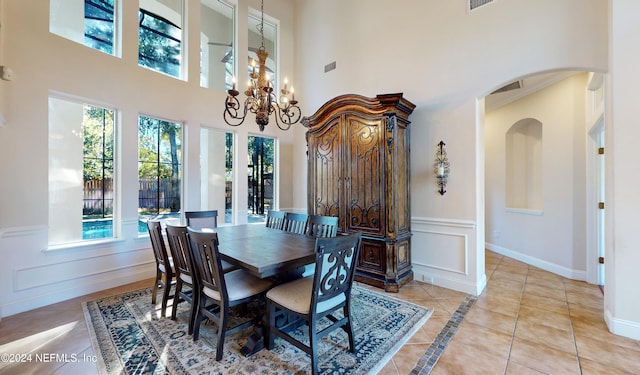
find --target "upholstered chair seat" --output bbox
[266,232,362,375]
[202,269,273,302]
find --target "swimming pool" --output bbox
[82,219,148,239]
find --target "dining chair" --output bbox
[306,215,339,238]
[165,223,199,335]
[283,212,309,234]
[265,232,362,375]
[147,220,175,318]
[185,210,218,230]
[187,228,274,361]
[265,210,286,230]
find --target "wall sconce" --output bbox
[434,141,450,195]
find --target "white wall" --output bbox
[0,0,299,317]
[607,0,640,340]
[295,0,607,297]
[485,74,588,279]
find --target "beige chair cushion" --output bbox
[203,269,273,302]
[266,276,346,315]
[158,257,174,273]
[179,272,192,285]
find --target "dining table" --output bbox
[200,223,319,356]
[209,223,318,279]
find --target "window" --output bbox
[138,0,183,78]
[50,0,117,56]
[248,136,275,223]
[200,0,234,90]
[200,129,234,224]
[84,0,116,54]
[248,13,277,86]
[49,97,115,245]
[138,116,182,232]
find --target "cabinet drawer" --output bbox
[357,238,385,274]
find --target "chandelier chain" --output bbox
[222,0,301,131]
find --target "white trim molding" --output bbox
[486,242,587,280]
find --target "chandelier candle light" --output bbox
[223,0,301,131]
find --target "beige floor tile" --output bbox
[429,339,508,375]
[509,337,581,374]
[483,281,525,300]
[499,257,529,268]
[395,283,434,300]
[6,252,640,375]
[575,332,640,374]
[505,361,546,374]
[452,320,513,359]
[423,285,468,300]
[565,290,604,310]
[517,304,572,332]
[568,303,604,323]
[572,317,640,351]
[376,359,400,375]
[390,343,430,374]
[579,357,636,375]
[463,306,517,336]
[514,319,577,355]
[522,282,567,301]
[420,316,452,343]
[520,292,569,314]
[475,294,521,317]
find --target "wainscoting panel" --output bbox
[0,223,155,317]
[412,229,468,275]
[411,217,483,295]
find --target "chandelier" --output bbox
[223,0,301,131]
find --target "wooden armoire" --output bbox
[302,93,416,292]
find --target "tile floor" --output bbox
[1,250,639,374]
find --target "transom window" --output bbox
[85,0,116,54]
[138,1,183,78]
[50,0,118,56]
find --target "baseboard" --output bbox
[1,268,154,318]
[605,307,640,341]
[413,266,486,296]
[486,243,587,281]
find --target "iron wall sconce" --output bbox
[434,141,450,195]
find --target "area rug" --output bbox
[83,286,433,375]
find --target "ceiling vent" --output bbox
[469,0,495,11]
[490,80,522,95]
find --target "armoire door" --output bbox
[343,113,386,238]
[306,116,343,222]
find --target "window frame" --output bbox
[48,95,118,247]
[137,114,184,233]
[138,2,184,79]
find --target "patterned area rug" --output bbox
[83,286,433,375]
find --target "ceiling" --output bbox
[484,71,581,111]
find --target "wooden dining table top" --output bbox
[206,224,318,279]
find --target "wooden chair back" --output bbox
[185,210,218,230]
[266,210,286,230]
[283,212,308,234]
[147,220,172,273]
[311,232,361,313]
[187,229,227,301]
[165,223,196,283]
[306,215,339,238]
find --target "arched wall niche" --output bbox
[505,118,543,211]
